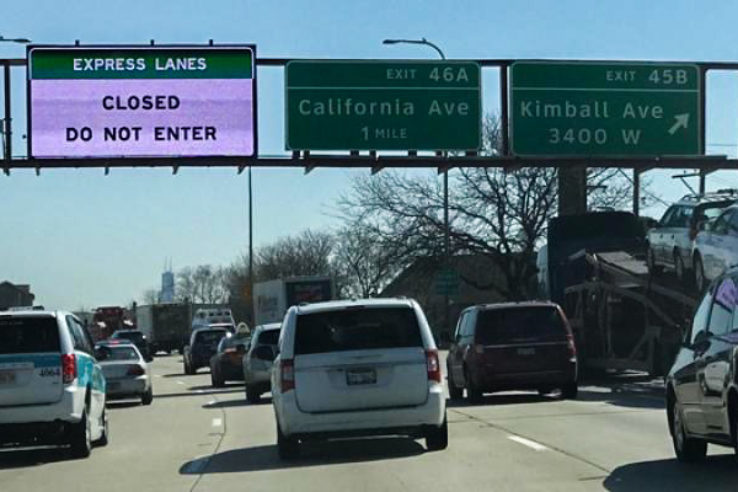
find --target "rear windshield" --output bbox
[113,331,143,342]
[97,346,139,361]
[196,330,226,344]
[695,202,733,223]
[0,316,60,354]
[257,329,280,346]
[294,307,422,355]
[476,307,566,345]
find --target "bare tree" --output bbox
[337,114,661,300]
[176,265,227,304]
[333,223,408,298]
[256,230,334,280]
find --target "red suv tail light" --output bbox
[61,354,77,384]
[280,359,295,392]
[566,332,577,357]
[426,349,442,383]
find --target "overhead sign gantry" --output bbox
[27,45,257,159]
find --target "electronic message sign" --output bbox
[28,45,256,158]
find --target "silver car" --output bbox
[647,191,737,282]
[692,205,738,292]
[95,342,153,405]
[243,323,281,403]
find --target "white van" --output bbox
[271,298,447,459]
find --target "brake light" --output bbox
[280,359,295,392]
[474,344,485,355]
[127,365,145,376]
[61,354,77,384]
[689,226,698,241]
[426,349,442,383]
[566,332,577,357]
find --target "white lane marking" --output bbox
[177,381,185,385]
[155,374,162,378]
[508,435,548,452]
[206,400,216,407]
[212,418,222,427]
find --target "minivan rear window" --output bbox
[295,307,422,355]
[195,330,227,344]
[258,329,280,346]
[476,307,566,345]
[0,317,61,354]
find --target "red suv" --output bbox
[446,302,578,402]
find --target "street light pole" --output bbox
[382,37,452,337]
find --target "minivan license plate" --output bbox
[517,348,536,356]
[0,371,16,384]
[346,368,377,386]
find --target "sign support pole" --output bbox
[633,169,640,216]
[3,61,11,164]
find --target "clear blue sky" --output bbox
[2,0,738,309]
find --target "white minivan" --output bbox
[271,298,447,459]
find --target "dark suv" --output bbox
[666,268,738,462]
[446,302,578,402]
[184,327,229,375]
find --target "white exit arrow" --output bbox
[668,113,690,135]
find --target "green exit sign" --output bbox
[510,62,702,156]
[286,60,481,151]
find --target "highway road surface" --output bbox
[1,354,736,492]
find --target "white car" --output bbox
[271,298,447,459]
[95,342,153,405]
[692,205,738,292]
[243,322,281,403]
[647,191,737,282]
[0,310,108,458]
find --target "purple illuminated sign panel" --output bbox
[27,45,256,158]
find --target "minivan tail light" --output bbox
[566,333,577,357]
[280,359,295,392]
[426,349,442,383]
[61,354,77,384]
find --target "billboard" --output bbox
[27,45,257,158]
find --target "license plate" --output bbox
[0,371,16,384]
[517,348,536,356]
[346,368,377,386]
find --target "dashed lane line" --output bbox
[508,435,548,451]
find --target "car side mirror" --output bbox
[686,330,710,351]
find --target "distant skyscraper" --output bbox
[159,259,175,304]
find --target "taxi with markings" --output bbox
[0,310,108,458]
